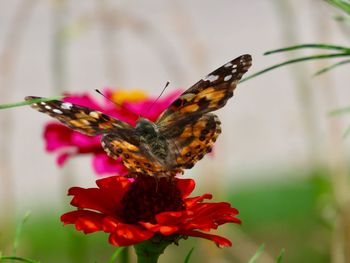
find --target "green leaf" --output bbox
[0,96,64,110]
[107,247,125,263]
[0,256,39,263]
[12,212,31,257]
[240,52,350,83]
[183,247,195,263]
[275,249,285,263]
[326,0,350,16]
[313,59,350,76]
[247,244,265,263]
[328,106,350,116]
[264,43,350,55]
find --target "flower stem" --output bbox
[134,239,172,263]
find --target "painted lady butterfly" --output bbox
[26,54,252,176]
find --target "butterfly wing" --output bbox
[101,134,167,175]
[156,55,251,171]
[162,113,221,170]
[25,96,133,136]
[26,96,170,175]
[156,54,252,126]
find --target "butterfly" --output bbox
[26,54,252,176]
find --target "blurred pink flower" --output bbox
[43,88,181,176]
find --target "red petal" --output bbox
[185,194,212,207]
[103,216,122,233]
[139,222,178,235]
[108,223,154,246]
[139,222,160,232]
[95,176,131,205]
[159,225,179,235]
[184,203,240,230]
[155,210,192,225]
[180,230,232,248]
[140,222,179,236]
[176,178,195,198]
[61,210,105,234]
[68,187,117,214]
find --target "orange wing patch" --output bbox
[170,114,221,170]
[101,134,165,176]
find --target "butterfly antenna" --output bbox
[145,81,170,114]
[95,89,139,117]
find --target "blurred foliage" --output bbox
[228,167,331,263]
[246,244,265,263]
[326,0,350,15]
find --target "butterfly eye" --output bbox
[185,152,191,157]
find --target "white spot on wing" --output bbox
[89,111,100,118]
[40,102,46,105]
[224,75,232,81]
[61,102,73,110]
[81,119,91,125]
[203,74,219,82]
[232,69,237,74]
[45,105,52,110]
[224,62,232,68]
[53,109,63,114]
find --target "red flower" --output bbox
[61,174,241,247]
[43,89,181,175]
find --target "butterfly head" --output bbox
[135,117,158,137]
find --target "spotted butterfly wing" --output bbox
[24,96,156,171]
[156,54,252,171]
[156,54,252,125]
[25,97,133,135]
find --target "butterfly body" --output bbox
[26,54,252,176]
[135,117,173,169]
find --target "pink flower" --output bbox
[44,88,181,176]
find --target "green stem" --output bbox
[120,246,129,263]
[264,43,350,55]
[0,96,64,110]
[134,239,172,263]
[240,52,350,83]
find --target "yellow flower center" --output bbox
[111,90,148,105]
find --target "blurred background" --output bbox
[1,0,350,262]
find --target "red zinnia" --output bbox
[61,174,241,247]
[43,89,181,175]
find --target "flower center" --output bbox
[121,175,185,224]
